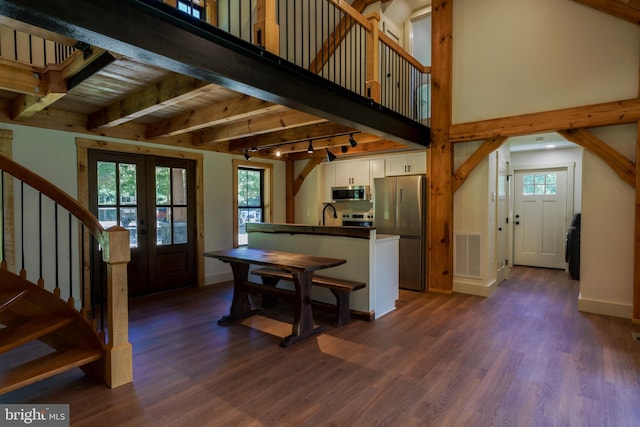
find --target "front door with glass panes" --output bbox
[89,150,196,296]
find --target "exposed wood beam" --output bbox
[635,119,640,323]
[452,136,508,193]
[450,98,640,143]
[429,0,454,294]
[572,0,640,26]
[228,123,356,152]
[191,110,326,145]
[88,74,213,130]
[11,69,66,120]
[284,139,407,161]
[0,58,46,96]
[256,133,385,158]
[146,95,283,139]
[293,157,324,196]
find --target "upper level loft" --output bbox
[0,0,431,160]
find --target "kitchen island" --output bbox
[246,223,399,320]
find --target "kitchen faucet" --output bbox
[322,203,337,225]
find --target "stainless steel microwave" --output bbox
[331,185,370,201]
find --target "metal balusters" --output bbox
[38,193,44,287]
[1,171,5,269]
[68,212,74,306]
[54,202,60,297]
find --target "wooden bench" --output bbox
[251,268,366,327]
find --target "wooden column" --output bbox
[285,159,295,223]
[365,13,380,103]
[634,119,640,323]
[103,226,133,388]
[428,0,454,293]
[255,0,279,55]
[0,131,15,273]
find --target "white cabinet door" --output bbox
[385,152,427,175]
[335,160,370,186]
[407,152,427,175]
[322,163,336,202]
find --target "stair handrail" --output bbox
[0,153,133,388]
[0,153,105,244]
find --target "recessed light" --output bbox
[545,144,556,149]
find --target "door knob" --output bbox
[498,227,502,231]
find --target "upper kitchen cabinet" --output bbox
[385,152,427,176]
[335,160,370,186]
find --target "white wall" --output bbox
[453,0,640,122]
[452,0,639,317]
[2,122,287,287]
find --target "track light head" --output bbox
[307,141,314,154]
[325,148,336,162]
[341,146,348,153]
[244,149,251,160]
[349,134,357,148]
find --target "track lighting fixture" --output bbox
[244,149,251,161]
[349,134,357,148]
[307,141,314,154]
[341,146,348,153]
[325,148,336,162]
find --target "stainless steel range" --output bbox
[341,211,374,227]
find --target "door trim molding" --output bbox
[76,138,205,287]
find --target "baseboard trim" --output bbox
[453,279,497,297]
[205,271,233,285]
[577,293,632,319]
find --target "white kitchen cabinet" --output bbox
[385,152,427,176]
[370,159,385,181]
[334,160,370,186]
[322,162,336,202]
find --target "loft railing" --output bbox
[164,0,430,124]
[0,24,75,66]
[0,152,132,388]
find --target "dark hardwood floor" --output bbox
[2,266,639,426]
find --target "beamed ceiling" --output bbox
[0,0,636,162]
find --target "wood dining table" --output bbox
[204,247,347,347]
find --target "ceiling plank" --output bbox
[572,0,640,25]
[450,97,640,142]
[558,128,636,187]
[192,110,326,145]
[88,74,214,130]
[146,95,284,139]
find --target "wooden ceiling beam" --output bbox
[192,110,326,146]
[558,128,636,187]
[0,58,46,96]
[452,136,508,192]
[146,94,283,139]
[228,122,356,152]
[88,74,215,130]
[572,0,640,26]
[282,138,408,161]
[11,69,66,120]
[450,97,640,143]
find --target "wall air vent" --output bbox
[454,233,482,279]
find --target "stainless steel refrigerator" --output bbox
[374,175,427,291]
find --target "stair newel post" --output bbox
[102,225,133,388]
[254,0,279,55]
[365,13,380,104]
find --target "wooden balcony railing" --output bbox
[163,0,431,124]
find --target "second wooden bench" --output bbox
[251,268,366,327]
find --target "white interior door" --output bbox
[496,157,509,284]
[514,168,567,269]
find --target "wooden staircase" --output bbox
[0,268,105,395]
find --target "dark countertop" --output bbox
[246,222,374,239]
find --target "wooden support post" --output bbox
[102,225,133,388]
[285,159,295,223]
[255,0,279,55]
[429,0,453,294]
[634,120,640,323]
[365,13,380,103]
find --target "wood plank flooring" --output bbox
[1,266,639,426]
